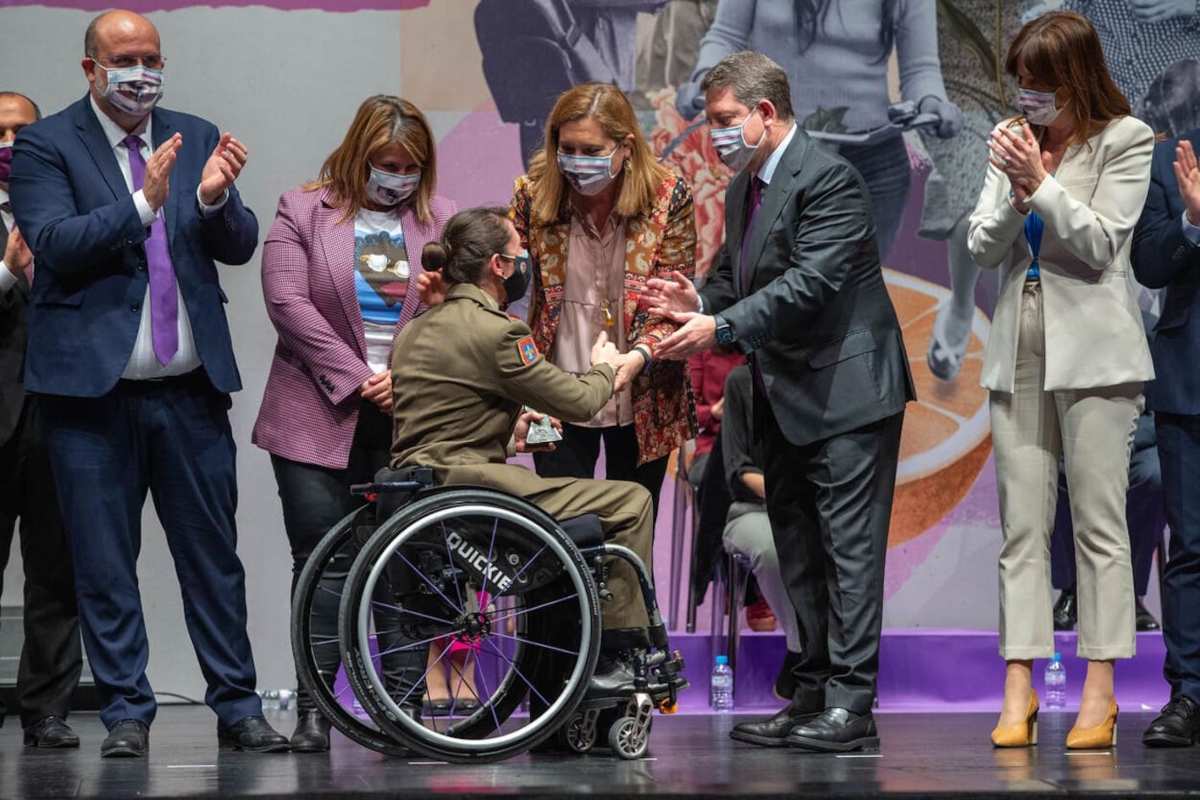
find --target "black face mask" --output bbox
[503,253,531,305]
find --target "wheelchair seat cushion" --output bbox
[559,514,603,549]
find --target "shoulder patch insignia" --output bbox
[517,336,540,366]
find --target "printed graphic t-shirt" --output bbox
[355,208,410,372]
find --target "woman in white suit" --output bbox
[968,11,1155,751]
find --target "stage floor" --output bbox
[3,707,1200,799]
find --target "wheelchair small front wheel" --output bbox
[339,488,602,762]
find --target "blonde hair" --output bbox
[527,83,671,226]
[306,95,437,224]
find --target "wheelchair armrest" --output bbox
[560,514,603,549]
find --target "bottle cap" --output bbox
[1053,651,1062,661]
[715,655,729,665]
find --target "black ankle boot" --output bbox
[290,709,331,753]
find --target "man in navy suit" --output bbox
[9,10,287,757]
[1132,127,1200,748]
[0,91,83,750]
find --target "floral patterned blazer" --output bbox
[509,172,698,464]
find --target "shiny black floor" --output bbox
[2,707,1199,798]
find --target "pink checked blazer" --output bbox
[252,187,456,469]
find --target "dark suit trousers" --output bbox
[1050,445,1164,596]
[0,398,82,726]
[40,375,261,729]
[1155,413,1200,705]
[757,392,903,715]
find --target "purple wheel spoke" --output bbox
[496,544,548,601]
[370,600,456,627]
[484,518,499,594]
[375,628,464,659]
[440,521,465,612]
[489,593,579,625]
[391,549,464,616]
[488,629,579,658]
[470,647,504,736]
[481,639,550,708]
[393,639,453,710]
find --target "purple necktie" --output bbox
[122,135,178,365]
[739,177,765,296]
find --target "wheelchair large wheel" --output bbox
[291,504,407,755]
[339,488,601,762]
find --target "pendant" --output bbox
[601,300,615,329]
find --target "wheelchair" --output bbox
[290,466,687,763]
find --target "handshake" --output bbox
[590,331,647,393]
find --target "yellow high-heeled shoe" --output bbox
[1066,699,1118,750]
[991,690,1040,747]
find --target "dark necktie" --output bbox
[122,135,178,365]
[739,177,765,296]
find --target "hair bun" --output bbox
[421,241,450,270]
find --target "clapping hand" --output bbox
[199,133,248,206]
[144,133,182,212]
[1175,140,1200,226]
[3,226,32,276]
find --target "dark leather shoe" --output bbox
[23,716,80,748]
[730,702,822,747]
[218,715,290,752]
[583,660,638,704]
[1053,588,1077,631]
[787,708,880,753]
[101,720,149,758]
[1144,695,1200,748]
[1135,597,1161,632]
[290,709,331,753]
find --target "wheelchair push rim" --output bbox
[340,489,601,761]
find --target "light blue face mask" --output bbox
[557,150,619,196]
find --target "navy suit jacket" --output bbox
[1132,128,1200,415]
[8,95,257,397]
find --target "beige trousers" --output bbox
[990,283,1142,661]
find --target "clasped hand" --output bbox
[989,123,1048,208]
[590,331,645,392]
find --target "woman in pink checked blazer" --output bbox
[252,96,455,752]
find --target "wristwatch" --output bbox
[714,314,736,346]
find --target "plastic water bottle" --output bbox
[1045,652,1067,709]
[710,655,734,712]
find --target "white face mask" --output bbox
[97,63,164,117]
[1017,88,1062,127]
[709,109,763,172]
[557,150,620,196]
[366,165,420,207]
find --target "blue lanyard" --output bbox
[1025,211,1044,281]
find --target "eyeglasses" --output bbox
[91,54,167,70]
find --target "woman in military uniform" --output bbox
[390,206,661,694]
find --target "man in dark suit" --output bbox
[10,11,287,757]
[1132,127,1200,748]
[648,51,914,753]
[0,90,83,749]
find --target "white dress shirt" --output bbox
[88,97,227,380]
